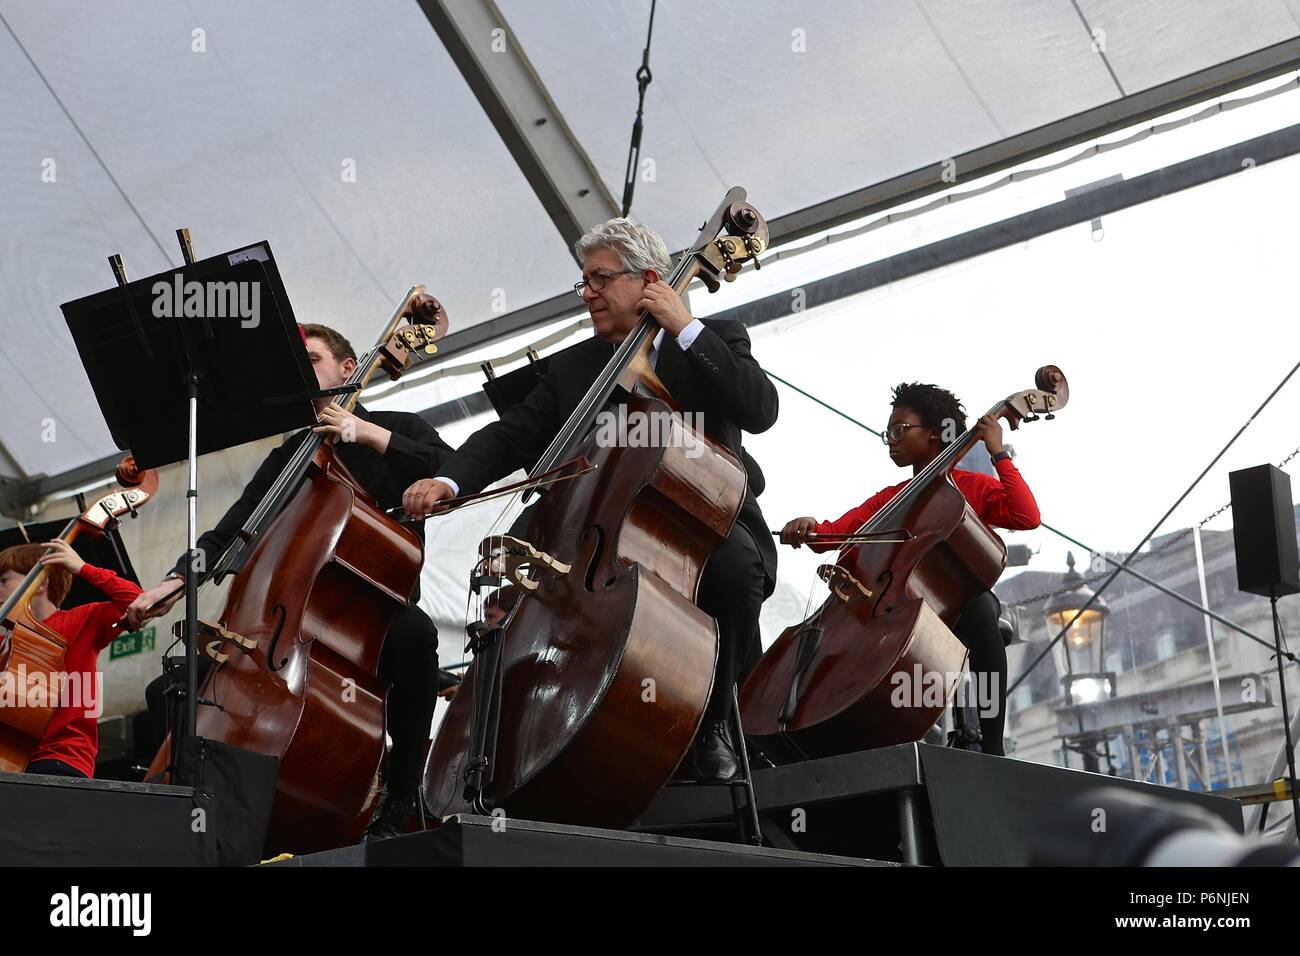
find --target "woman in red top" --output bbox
[0,540,142,778]
[780,382,1040,756]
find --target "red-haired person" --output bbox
[780,382,1040,756]
[0,539,142,777]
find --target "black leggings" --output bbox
[27,758,87,778]
[952,590,1007,757]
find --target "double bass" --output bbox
[423,189,768,828]
[0,458,158,771]
[740,367,1068,759]
[147,289,447,852]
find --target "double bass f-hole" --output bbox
[581,525,612,592]
[266,604,289,672]
[872,568,896,616]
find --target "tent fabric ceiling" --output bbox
[1,0,1298,483]
[0,0,578,480]
[500,0,1300,250]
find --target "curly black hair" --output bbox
[890,382,967,444]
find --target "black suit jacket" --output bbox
[439,319,778,593]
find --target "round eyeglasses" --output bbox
[881,423,926,445]
[573,270,637,298]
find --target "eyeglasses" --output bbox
[881,422,926,445]
[573,270,637,297]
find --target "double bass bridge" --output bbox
[817,564,874,604]
[174,619,256,664]
[478,535,572,592]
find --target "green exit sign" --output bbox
[110,626,155,660]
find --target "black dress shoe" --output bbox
[687,720,740,783]
[364,788,415,841]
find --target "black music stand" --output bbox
[480,348,551,416]
[61,238,319,784]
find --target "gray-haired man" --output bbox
[406,217,778,782]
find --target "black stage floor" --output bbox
[634,742,1244,865]
[269,815,888,867]
[0,742,1246,865]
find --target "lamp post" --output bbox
[1045,552,1115,771]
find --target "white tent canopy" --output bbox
[2,0,1299,481]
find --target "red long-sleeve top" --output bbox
[810,457,1041,552]
[29,563,142,777]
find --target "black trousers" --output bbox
[378,604,439,795]
[696,523,767,725]
[145,606,438,795]
[951,590,1007,757]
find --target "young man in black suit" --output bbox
[128,323,453,838]
[404,218,778,782]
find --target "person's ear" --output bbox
[341,356,357,377]
[643,269,660,284]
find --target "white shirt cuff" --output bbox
[433,476,460,496]
[675,318,705,350]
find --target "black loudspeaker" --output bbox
[1228,464,1300,597]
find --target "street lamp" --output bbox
[1045,552,1115,772]
[1045,552,1114,704]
